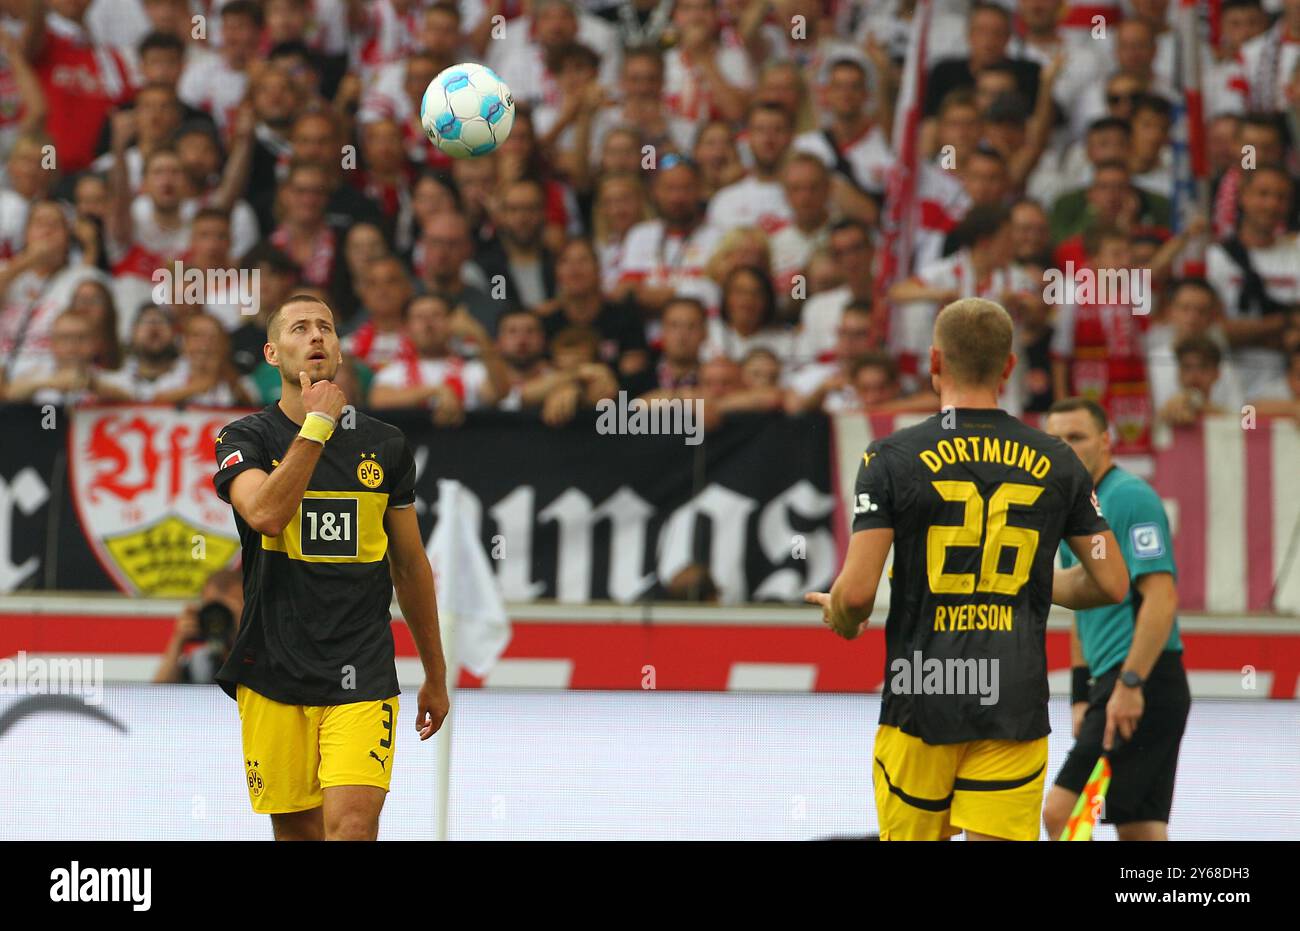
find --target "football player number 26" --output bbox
[927,481,1043,596]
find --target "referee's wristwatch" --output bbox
[1118,670,1144,689]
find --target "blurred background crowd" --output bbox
[1,0,1299,445]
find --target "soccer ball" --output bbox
[419,63,515,159]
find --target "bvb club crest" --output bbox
[357,455,384,489]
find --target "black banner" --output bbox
[0,404,834,602]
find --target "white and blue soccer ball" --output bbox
[419,63,515,159]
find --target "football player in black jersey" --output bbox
[213,295,450,840]
[808,298,1130,840]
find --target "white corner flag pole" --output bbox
[435,607,456,842]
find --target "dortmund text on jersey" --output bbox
[852,409,1109,744]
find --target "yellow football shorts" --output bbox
[236,685,399,814]
[872,724,1048,841]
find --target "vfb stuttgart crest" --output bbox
[68,407,242,596]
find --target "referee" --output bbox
[213,295,450,840]
[1043,398,1191,841]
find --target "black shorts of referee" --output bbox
[1055,650,1191,825]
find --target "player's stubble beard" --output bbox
[278,348,341,392]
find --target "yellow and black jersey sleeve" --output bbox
[1059,447,1110,540]
[214,417,269,504]
[852,440,901,533]
[387,436,418,510]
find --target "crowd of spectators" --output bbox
[1,0,1299,444]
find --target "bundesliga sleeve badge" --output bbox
[220,450,244,470]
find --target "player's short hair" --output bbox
[268,294,333,340]
[1047,396,1109,432]
[933,298,1013,388]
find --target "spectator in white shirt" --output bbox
[1247,347,1300,420]
[0,199,106,382]
[94,304,181,402]
[1158,336,1238,426]
[592,171,649,301]
[704,265,795,364]
[784,301,883,414]
[1148,277,1245,416]
[692,119,746,200]
[368,293,502,426]
[151,311,257,407]
[770,152,833,309]
[796,218,879,363]
[662,0,753,126]
[792,57,893,219]
[707,102,794,235]
[0,309,101,405]
[618,155,725,320]
[177,0,259,133]
[1206,164,1300,398]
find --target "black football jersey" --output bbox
[852,408,1109,744]
[212,404,417,706]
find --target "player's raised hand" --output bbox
[299,371,346,421]
[416,677,450,740]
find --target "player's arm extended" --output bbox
[384,506,450,740]
[227,437,326,536]
[808,528,893,640]
[1120,572,1178,680]
[1053,531,1130,609]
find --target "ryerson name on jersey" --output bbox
[853,409,1108,743]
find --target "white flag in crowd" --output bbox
[426,479,511,677]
